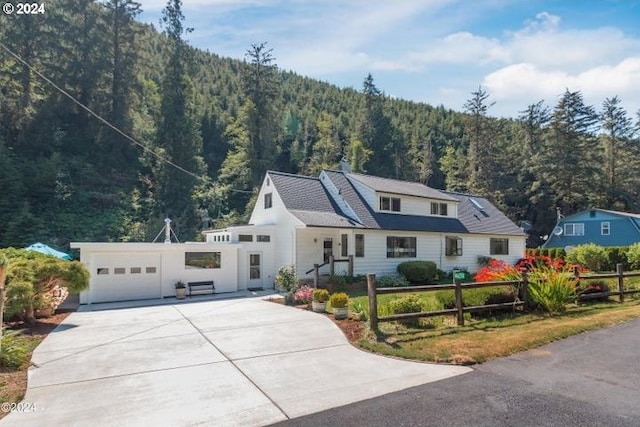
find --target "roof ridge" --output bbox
[267,170,318,180]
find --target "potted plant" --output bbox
[175,281,187,299]
[329,292,349,320]
[312,289,329,313]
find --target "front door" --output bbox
[248,252,263,289]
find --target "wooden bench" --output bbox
[187,281,215,297]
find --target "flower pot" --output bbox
[176,288,186,299]
[312,301,326,313]
[333,306,348,320]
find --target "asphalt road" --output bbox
[273,318,640,427]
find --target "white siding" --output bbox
[72,242,241,304]
[292,228,526,279]
[376,192,458,218]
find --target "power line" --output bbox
[0,40,255,194]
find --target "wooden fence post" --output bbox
[572,265,580,279]
[367,274,378,332]
[348,255,354,277]
[313,264,319,288]
[454,270,464,326]
[617,263,624,303]
[520,269,529,310]
[329,255,335,276]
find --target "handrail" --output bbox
[305,262,329,275]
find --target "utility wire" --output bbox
[0,40,255,194]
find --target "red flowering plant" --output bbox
[515,255,565,272]
[475,259,521,282]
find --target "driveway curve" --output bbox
[2,297,469,427]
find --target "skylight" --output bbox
[469,198,484,210]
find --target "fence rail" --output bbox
[366,263,640,332]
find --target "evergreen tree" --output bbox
[153,0,206,239]
[540,90,600,215]
[308,112,340,174]
[600,96,636,209]
[463,86,495,196]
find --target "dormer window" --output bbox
[380,196,401,212]
[431,202,448,216]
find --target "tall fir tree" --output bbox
[153,0,206,239]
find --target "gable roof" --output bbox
[264,169,522,236]
[267,171,361,228]
[323,170,467,233]
[346,172,457,201]
[445,192,525,235]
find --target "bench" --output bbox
[187,281,215,297]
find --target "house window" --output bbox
[145,267,157,274]
[564,223,585,236]
[97,268,109,275]
[257,235,270,242]
[386,236,417,258]
[355,234,365,257]
[238,234,253,242]
[266,177,270,186]
[490,238,509,255]
[264,193,273,209]
[380,196,401,212]
[114,267,126,275]
[130,267,141,274]
[445,236,462,256]
[601,222,610,236]
[431,202,448,216]
[341,234,348,257]
[185,252,221,269]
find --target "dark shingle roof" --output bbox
[323,170,467,233]
[346,172,457,201]
[444,192,524,235]
[268,171,360,228]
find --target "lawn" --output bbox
[346,275,640,365]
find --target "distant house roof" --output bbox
[445,192,525,235]
[346,172,457,201]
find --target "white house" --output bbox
[71,169,525,304]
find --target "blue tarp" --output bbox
[25,243,72,260]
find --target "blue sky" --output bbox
[137,0,640,118]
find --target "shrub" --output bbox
[376,275,411,288]
[329,292,349,308]
[626,243,640,270]
[275,265,297,293]
[604,246,630,271]
[566,244,608,272]
[475,259,521,282]
[312,288,329,303]
[576,280,610,302]
[293,285,313,304]
[527,266,577,314]
[389,295,424,326]
[0,331,29,370]
[397,261,437,284]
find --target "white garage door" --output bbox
[91,253,162,303]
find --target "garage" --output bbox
[91,253,162,303]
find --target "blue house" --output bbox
[543,208,640,249]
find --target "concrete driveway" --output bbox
[2,296,470,427]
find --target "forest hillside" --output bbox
[1,0,639,249]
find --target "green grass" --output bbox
[356,299,640,364]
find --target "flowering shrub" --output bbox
[275,265,297,293]
[293,285,313,305]
[475,259,521,282]
[515,255,564,272]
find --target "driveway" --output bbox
[2,296,469,427]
